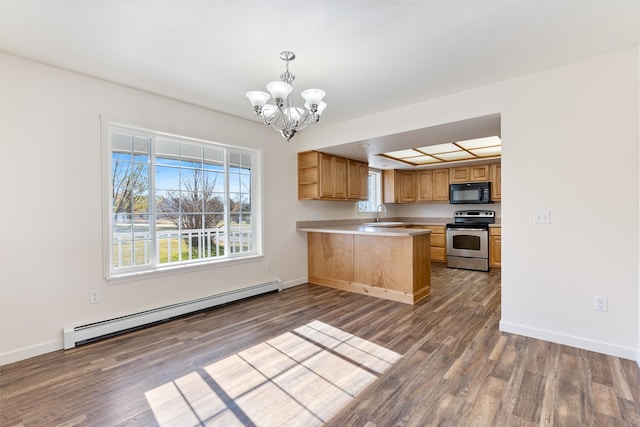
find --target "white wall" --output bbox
[0,53,309,364]
[298,47,640,361]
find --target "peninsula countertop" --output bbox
[296,223,432,237]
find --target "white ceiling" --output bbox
[1,0,638,166]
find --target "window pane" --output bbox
[156,165,180,190]
[111,133,150,271]
[156,139,180,163]
[229,213,252,254]
[203,170,224,193]
[179,169,203,192]
[180,143,202,165]
[107,125,258,277]
[358,170,380,213]
[204,146,225,167]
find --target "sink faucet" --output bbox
[375,204,387,222]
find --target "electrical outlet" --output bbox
[265,260,271,270]
[533,210,550,224]
[90,290,100,304]
[594,296,608,312]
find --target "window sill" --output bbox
[106,255,264,285]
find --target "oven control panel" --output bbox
[454,210,495,218]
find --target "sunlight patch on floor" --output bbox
[145,320,402,426]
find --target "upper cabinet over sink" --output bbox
[298,150,368,201]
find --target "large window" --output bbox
[105,123,260,279]
[358,169,383,213]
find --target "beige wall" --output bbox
[298,47,640,362]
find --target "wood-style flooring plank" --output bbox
[1,264,639,427]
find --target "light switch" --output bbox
[533,210,550,224]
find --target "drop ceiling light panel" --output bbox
[418,143,460,154]
[434,151,477,161]
[470,146,501,157]
[385,149,423,158]
[410,155,441,164]
[457,136,501,149]
[380,136,501,166]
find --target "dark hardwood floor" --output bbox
[2,264,639,426]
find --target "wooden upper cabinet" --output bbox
[384,170,417,203]
[417,169,448,202]
[432,168,450,201]
[333,156,348,199]
[470,164,490,181]
[298,151,368,201]
[347,159,359,199]
[319,153,335,198]
[398,170,416,202]
[450,164,490,183]
[450,166,470,183]
[416,170,433,202]
[386,167,450,203]
[358,162,369,201]
[490,163,501,201]
[383,170,409,203]
[347,159,369,201]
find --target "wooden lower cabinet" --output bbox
[428,225,446,262]
[489,226,501,268]
[307,231,431,305]
[410,225,446,262]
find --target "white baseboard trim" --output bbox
[500,320,637,361]
[280,277,308,290]
[3,280,289,366]
[64,281,281,350]
[0,339,63,367]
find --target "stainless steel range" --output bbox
[446,210,495,272]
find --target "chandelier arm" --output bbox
[291,113,314,132]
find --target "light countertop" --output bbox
[297,223,432,237]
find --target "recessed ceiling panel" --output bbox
[435,151,477,161]
[457,136,501,150]
[409,156,441,164]
[379,135,501,166]
[418,143,459,154]
[385,149,423,159]
[470,146,502,157]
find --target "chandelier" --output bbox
[246,51,326,141]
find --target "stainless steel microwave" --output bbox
[449,181,492,204]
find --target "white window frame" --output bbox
[102,121,262,281]
[358,169,383,214]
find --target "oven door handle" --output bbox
[447,228,487,232]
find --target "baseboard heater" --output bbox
[63,280,281,350]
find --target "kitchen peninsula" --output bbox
[297,223,432,304]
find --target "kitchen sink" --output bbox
[361,221,407,227]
